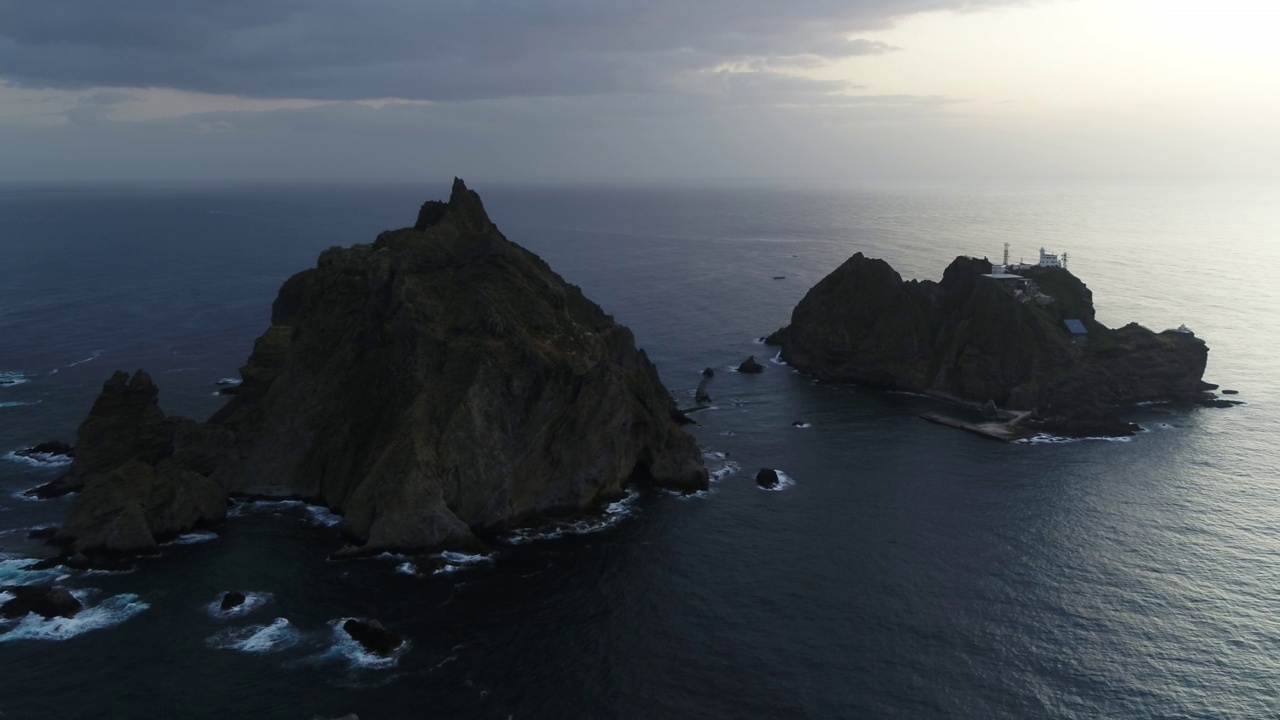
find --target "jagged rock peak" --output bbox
[412,177,493,234]
[206,179,708,553]
[47,180,707,558]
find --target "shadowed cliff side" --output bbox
[767,253,1211,436]
[51,179,707,558]
[206,178,707,552]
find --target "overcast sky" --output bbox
[2,0,1277,183]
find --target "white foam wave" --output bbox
[229,499,342,527]
[227,499,306,517]
[0,372,30,387]
[203,591,272,618]
[0,592,148,642]
[753,337,767,345]
[660,487,716,500]
[769,352,787,366]
[63,353,101,369]
[82,566,137,577]
[440,551,492,565]
[3,449,71,468]
[162,530,220,546]
[395,562,419,577]
[0,401,40,409]
[216,377,241,386]
[710,460,740,483]
[304,505,343,528]
[504,488,640,544]
[1016,433,1135,445]
[206,617,301,653]
[792,422,812,428]
[759,470,796,492]
[0,555,64,585]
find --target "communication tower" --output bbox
[1061,252,1069,268]
[1003,242,1010,267]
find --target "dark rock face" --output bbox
[220,591,247,611]
[40,371,231,557]
[65,371,172,484]
[50,179,706,557]
[15,441,74,460]
[736,356,765,374]
[342,618,403,656]
[768,254,1211,436]
[1,585,82,620]
[55,458,226,555]
[755,468,779,489]
[208,179,706,552]
[695,367,715,403]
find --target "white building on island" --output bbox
[1038,247,1061,267]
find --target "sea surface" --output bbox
[1,180,1278,719]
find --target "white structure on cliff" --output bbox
[1038,247,1061,267]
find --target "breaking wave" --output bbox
[0,591,148,642]
[3,449,72,468]
[504,488,640,544]
[205,617,301,654]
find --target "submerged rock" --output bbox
[219,591,247,611]
[767,253,1211,437]
[51,179,706,558]
[736,356,765,374]
[342,618,402,657]
[1,585,82,620]
[15,440,74,460]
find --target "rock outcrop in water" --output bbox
[766,253,1213,436]
[35,370,228,556]
[48,179,706,559]
[1,585,83,620]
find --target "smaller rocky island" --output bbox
[766,252,1220,438]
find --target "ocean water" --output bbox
[1,180,1278,718]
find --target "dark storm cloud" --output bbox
[0,0,1018,101]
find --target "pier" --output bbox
[920,412,1036,443]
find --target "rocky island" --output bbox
[766,253,1216,437]
[43,179,708,563]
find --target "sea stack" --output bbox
[51,179,707,558]
[766,253,1212,436]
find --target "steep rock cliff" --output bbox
[50,371,229,555]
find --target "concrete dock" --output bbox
[920,412,1036,443]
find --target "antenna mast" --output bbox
[1003,242,1010,267]
[1061,252,1070,268]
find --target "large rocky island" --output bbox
[44,179,707,562]
[766,253,1215,437]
